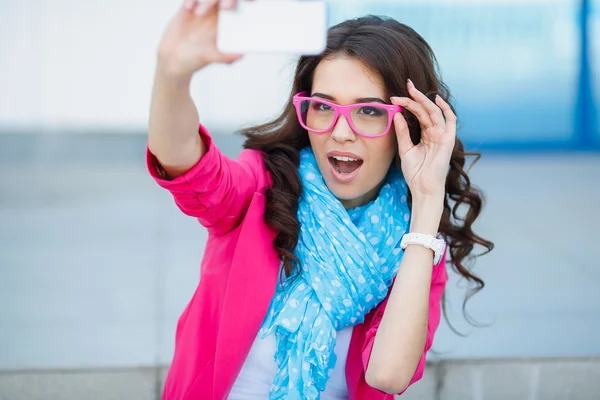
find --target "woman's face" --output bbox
[307,56,398,209]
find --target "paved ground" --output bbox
[1,359,599,400]
[0,132,599,398]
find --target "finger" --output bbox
[390,96,433,130]
[217,53,243,64]
[435,95,457,137]
[182,0,197,10]
[195,0,218,16]
[392,111,414,157]
[407,79,445,128]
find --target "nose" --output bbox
[330,114,357,143]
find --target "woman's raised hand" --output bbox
[156,0,244,80]
[390,80,457,201]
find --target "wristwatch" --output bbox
[400,233,446,264]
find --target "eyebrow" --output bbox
[311,92,387,104]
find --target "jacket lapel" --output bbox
[213,192,280,399]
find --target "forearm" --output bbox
[365,196,443,393]
[148,69,205,178]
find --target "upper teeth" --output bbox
[332,156,358,162]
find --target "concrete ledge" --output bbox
[0,368,157,400]
[435,358,600,400]
[2,359,599,400]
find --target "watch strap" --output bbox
[400,233,446,264]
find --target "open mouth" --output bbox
[328,155,364,179]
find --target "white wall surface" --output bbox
[0,0,296,132]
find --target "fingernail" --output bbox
[390,96,400,102]
[407,79,414,88]
[220,0,234,9]
[183,0,196,10]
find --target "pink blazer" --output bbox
[148,126,448,400]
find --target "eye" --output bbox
[315,102,333,112]
[358,106,384,116]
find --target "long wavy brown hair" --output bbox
[242,15,494,321]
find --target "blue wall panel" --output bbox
[591,0,600,143]
[327,0,597,151]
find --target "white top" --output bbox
[228,326,353,399]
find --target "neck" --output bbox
[340,180,386,210]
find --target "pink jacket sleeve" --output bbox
[147,125,263,236]
[361,250,449,394]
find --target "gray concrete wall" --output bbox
[1,133,599,398]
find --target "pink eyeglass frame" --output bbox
[292,92,402,138]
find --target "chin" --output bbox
[330,187,363,202]
[316,158,383,208]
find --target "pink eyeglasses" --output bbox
[293,92,402,138]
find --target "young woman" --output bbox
[148,1,494,399]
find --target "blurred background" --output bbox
[0,0,599,399]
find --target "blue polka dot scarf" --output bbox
[258,147,411,399]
